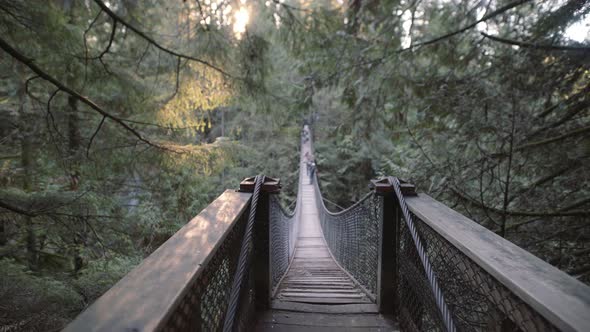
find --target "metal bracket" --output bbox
[371,177,417,196]
[239,176,281,193]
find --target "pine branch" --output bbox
[0,36,169,151]
[407,0,532,49]
[0,200,36,217]
[514,125,590,152]
[451,188,590,218]
[89,19,117,61]
[568,264,590,276]
[503,197,590,232]
[92,0,232,78]
[481,32,590,52]
[508,162,582,204]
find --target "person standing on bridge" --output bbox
[309,159,316,184]
[304,124,313,141]
[302,126,310,143]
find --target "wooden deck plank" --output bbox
[281,284,356,290]
[281,288,361,293]
[282,284,356,289]
[285,278,350,282]
[258,311,397,328]
[256,324,398,332]
[259,312,396,327]
[270,301,380,314]
[281,292,365,298]
[280,297,371,304]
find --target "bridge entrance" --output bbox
[258,136,397,330]
[64,126,590,332]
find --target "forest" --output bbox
[0,0,588,330]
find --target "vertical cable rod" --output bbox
[223,175,265,332]
[388,176,456,332]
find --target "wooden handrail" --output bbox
[405,193,590,332]
[64,189,252,332]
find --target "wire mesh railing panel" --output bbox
[314,183,383,297]
[399,212,557,332]
[233,269,257,331]
[269,195,296,291]
[161,210,249,332]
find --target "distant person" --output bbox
[302,125,310,143]
[309,160,316,184]
[302,130,309,143]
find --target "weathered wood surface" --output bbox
[63,190,252,332]
[256,310,399,331]
[270,301,379,314]
[405,193,590,332]
[274,182,371,305]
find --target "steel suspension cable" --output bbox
[223,175,265,332]
[388,176,457,332]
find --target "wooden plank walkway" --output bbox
[274,183,371,305]
[256,310,398,331]
[257,133,398,330]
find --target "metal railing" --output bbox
[63,190,254,332]
[311,172,590,331]
[400,192,590,332]
[269,146,304,294]
[389,176,456,332]
[62,129,300,332]
[312,179,382,299]
[269,194,298,293]
[222,175,264,332]
[64,176,285,332]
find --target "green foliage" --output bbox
[0,259,83,330]
[255,0,590,282]
[72,256,139,301]
[0,0,589,329]
[0,0,255,328]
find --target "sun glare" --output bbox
[565,15,590,42]
[233,7,250,38]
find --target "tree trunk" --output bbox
[68,95,81,190]
[18,63,37,269]
[500,100,517,238]
[63,1,86,274]
[0,220,6,246]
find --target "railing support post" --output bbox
[373,178,416,316]
[240,176,281,311]
[254,190,271,310]
[378,190,397,315]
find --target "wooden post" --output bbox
[377,190,397,315]
[254,190,271,310]
[240,177,281,311]
[372,178,416,316]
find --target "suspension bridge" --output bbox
[64,126,590,331]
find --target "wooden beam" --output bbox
[371,177,417,196]
[377,192,397,314]
[63,190,252,332]
[240,176,281,193]
[405,193,590,332]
